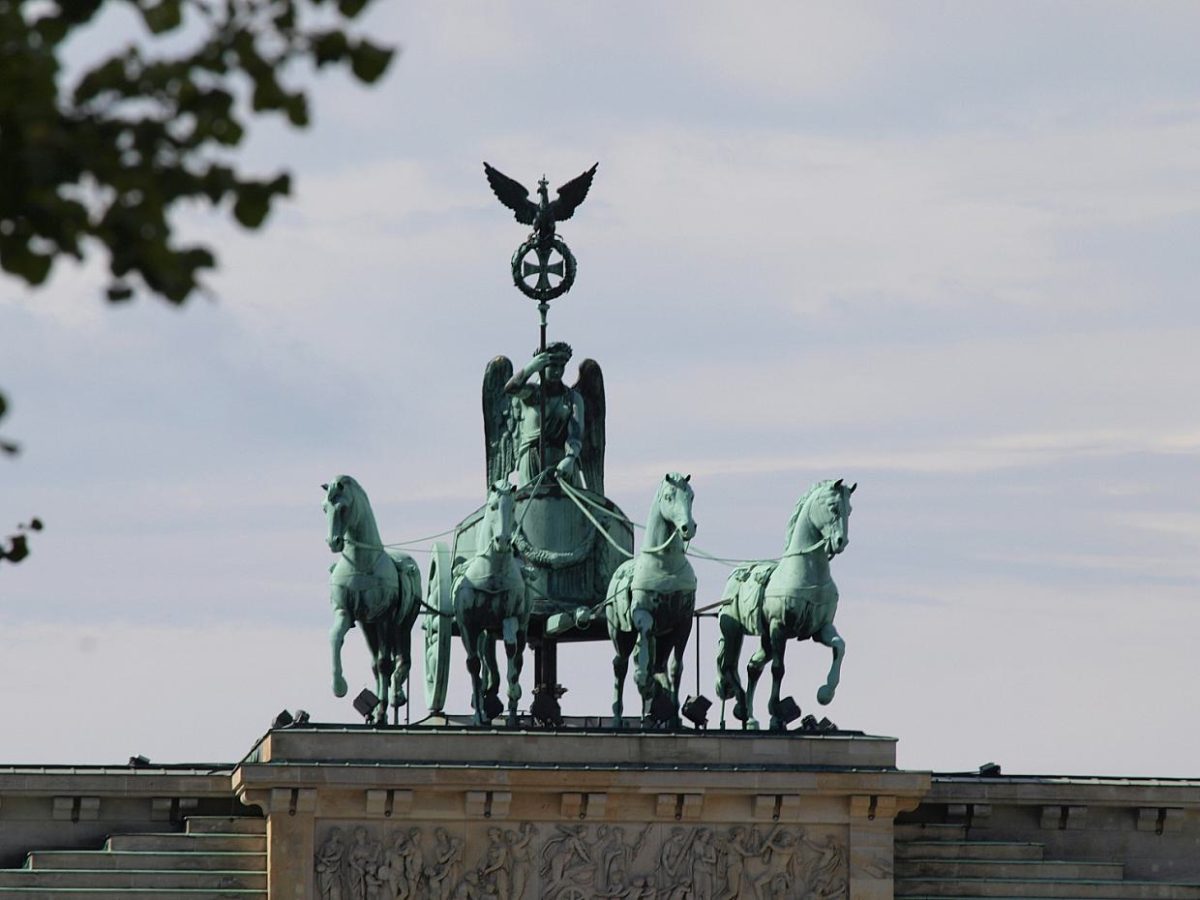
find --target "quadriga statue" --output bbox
[715,478,855,731]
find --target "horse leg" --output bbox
[630,591,657,725]
[611,628,635,728]
[767,619,789,732]
[502,615,523,727]
[362,624,388,725]
[667,612,693,727]
[329,607,353,698]
[392,621,412,720]
[815,622,846,706]
[743,631,771,731]
[458,610,485,724]
[715,614,747,726]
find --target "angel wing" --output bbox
[573,358,606,496]
[482,356,516,488]
[483,163,537,226]
[550,163,598,222]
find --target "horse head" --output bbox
[480,480,517,555]
[321,475,357,553]
[804,478,856,558]
[658,472,697,542]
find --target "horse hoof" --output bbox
[817,685,835,705]
[744,719,760,731]
[770,717,785,732]
[332,675,348,698]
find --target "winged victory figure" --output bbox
[483,346,605,496]
[483,162,598,252]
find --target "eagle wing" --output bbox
[550,163,598,223]
[483,356,517,488]
[483,162,538,226]
[573,358,606,496]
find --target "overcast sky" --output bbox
[2,2,1198,777]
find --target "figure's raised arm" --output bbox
[504,351,552,395]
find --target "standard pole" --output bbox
[538,300,548,475]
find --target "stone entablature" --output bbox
[0,766,241,867]
[232,727,929,899]
[906,774,1200,884]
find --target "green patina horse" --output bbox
[454,480,532,726]
[323,475,422,725]
[716,478,855,731]
[606,472,697,728]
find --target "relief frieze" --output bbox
[314,820,846,899]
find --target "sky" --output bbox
[2,2,1198,777]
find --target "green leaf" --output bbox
[2,534,29,563]
[349,40,393,84]
[233,187,271,229]
[142,0,183,35]
[106,282,134,302]
[313,31,350,67]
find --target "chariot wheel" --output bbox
[422,541,454,712]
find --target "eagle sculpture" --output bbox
[483,162,598,251]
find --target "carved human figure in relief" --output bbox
[399,827,423,896]
[346,827,382,900]
[506,823,538,899]
[659,826,694,895]
[479,826,512,900]
[690,827,719,900]
[541,824,594,889]
[315,827,347,900]
[802,833,848,898]
[427,827,463,900]
[482,346,606,493]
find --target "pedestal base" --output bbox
[233,726,929,899]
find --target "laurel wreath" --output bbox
[511,236,577,301]
[513,522,596,569]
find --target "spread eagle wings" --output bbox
[483,162,599,225]
[551,163,598,222]
[482,356,517,488]
[573,358,606,497]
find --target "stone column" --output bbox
[240,786,316,900]
[848,793,920,899]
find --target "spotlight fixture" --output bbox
[650,691,677,726]
[271,709,294,729]
[774,697,802,727]
[979,761,1002,776]
[481,694,504,723]
[127,755,150,768]
[681,695,712,729]
[530,690,561,727]
[292,709,311,727]
[353,689,380,722]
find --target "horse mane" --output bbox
[338,476,381,544]
[784,480,835,547]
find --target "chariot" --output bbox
[422,479,633,722]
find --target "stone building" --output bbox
[1,723,1198,898]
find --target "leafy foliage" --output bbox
[0,0,394,303]
[1,516,42,564]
